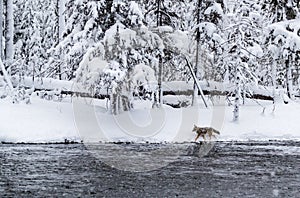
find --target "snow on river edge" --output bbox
[0,95,300,143]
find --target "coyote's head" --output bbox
[192,125,198,132]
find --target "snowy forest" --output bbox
[0,0,299,121]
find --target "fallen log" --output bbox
[4,76,274,102]
[35,88,274,101]
[164,89,274,101]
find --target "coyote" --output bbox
[192,125,220,141]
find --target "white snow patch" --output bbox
[204,3,223,16]
[0,97,79,143]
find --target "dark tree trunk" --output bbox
[192,0,202,106]
[156,0,163,106]
[286,55,293,99]
[0,0,3,60]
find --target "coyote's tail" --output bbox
[213,129,220,135]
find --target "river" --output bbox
[1,141,299,197]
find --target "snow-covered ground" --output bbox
[0,95,299,143]
[0,97,79,143]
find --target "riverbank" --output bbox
[0,95,299,143]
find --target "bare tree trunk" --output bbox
[193,40,200,105]
[193,42,200,105]
[233,42,242,121]
[0,58,13,91]
[0,0,3,60]
[286,56,293,99]
[156,0,163,107]
[111,93,118,115]
[56,0,65,80]
[233,72,241,122]
[156,0,162,27]
[5,0,14,66]
[121,95,130,112]
[185,56,208,108]
[272,60,277,90]
[192,0,202,106]
[158,55,162,106]
[58,0,65,41]
[110,83,131,115]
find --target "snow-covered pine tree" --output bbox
[48,0,107,80]
[143,0,183,29]
[190,0,225,105]
[142,0,190,106]
[266,19,300,99]
[220,0,263,121]
[76,2,163,114]
[50,0,132,81]
[156,27,192,82]
[13,0,56,81]
[262,0,299,22]
[263,0,300,98]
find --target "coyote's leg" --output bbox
[206,133,210,140]
[195,133,201,141]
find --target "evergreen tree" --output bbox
[76,2,164,114]
[190,0,225,104]
[48,0,106,80]
[262,0,299,22]
[266,19,300,98]
[219,0,263,121]
[13,0,56,82]
[142,0,189,106]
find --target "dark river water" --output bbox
[0,141,299,197]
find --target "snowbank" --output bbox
[0,97,79,143]
[0,96,300,143]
